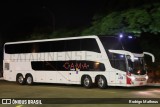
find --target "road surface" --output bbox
[0,80,160,107]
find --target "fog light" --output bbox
[145,75,149,80]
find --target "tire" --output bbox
[82,76,93,88]
[97,76,107,89]
[26,75,33,85]
[16,74,25,85]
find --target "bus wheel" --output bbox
[16,74,25,85]
[82,76,92,88]
[97,76,107,89]
[26,75,33,85]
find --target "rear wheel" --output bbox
[26,75,33,85]
[16,74,25,85]
[97,76,107,89]
[82,76,93,88]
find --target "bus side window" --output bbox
[65,39,80,51]
[109,53,126,71]
[81,39,100,53]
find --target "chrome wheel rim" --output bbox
[27,77,32,84]
[84,77,90,86]
[98,77,104,87]
[18,76,23,83]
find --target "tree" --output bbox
[82,3,160,36]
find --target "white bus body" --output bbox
[3,35,155,88]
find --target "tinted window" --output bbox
[31,61,105,71]
[109,53,126,71]
[50,40,65,52]
[5,43,33,53]
[38,42,50,52]
[99,37,123,50]
[81,39,100,53]
[5,41,65,54]
[5,38,100,54]
[120,37,143,53]
[65,39,80,51]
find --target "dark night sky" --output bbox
[0,0,106,42]
[0,0,160,66]
[0,0,159,42]
[0,0,106,60]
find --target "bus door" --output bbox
[110,53,127,85]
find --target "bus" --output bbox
[3,35,155,88]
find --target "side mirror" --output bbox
[143,52,155,62]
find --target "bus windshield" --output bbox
[127,57,146,75]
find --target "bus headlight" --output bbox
[145,75,149,80]
[130,76,135,81]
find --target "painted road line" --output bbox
[16,105,23,107]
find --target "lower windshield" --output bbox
[127,57,146,75]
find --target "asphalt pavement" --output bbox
[0,80,160,107]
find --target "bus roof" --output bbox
[5,35,98,45]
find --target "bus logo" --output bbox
[2,99,11,104]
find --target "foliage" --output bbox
[140,34,160,67]
[82,12,123,35]
[82,3,160,36]
[49,29,82,38]
[149,6,160,34]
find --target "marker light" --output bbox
[120,55,124,58]
[119,34,123,38]
[145,75,149,80]
[137,70,141,74]
[128,36,133,39]
[95,62,100,65]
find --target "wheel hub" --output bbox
[84,78,90,86]
[98,77,104,87]
[18,76,23,83]
[27,77,32,84]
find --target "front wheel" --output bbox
[97,76,107,89]
[82,76,93,88]
[26,75,33,85]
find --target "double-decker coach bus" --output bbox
[3,35,155,88]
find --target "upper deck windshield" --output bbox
[127,57,146,75]
[99,36,143,53]
[120,36,143,53]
